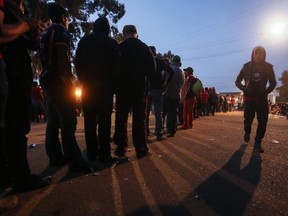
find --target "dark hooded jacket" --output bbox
[235,46,276,98]
[75,17,120,90]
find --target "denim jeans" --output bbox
[163,97,179,135]
[44,86,82,162]
[150,89,163,136]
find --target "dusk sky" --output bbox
[116,0,288,92]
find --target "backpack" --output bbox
[192,79,203,96]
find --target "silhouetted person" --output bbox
[146,46,174,141]
[1,0,48,191]
[235,46,276,153]
[75,17,120,162]
[113,25,156,158]
[40,3,94,172]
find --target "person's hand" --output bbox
[26,18,39,33]
[39,20,52,34]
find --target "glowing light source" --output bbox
[75,88,82,98]
[271,22,285,35]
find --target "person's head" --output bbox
[122,25,138,39]
[93,16,110,34]
[172,55,182,67]
[48,3,69,29]
[149,46,156,56]
[184,67,193,75]
[252,46,266,63]
[13,0,29,15]
[163,58,171,65]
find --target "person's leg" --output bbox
[5,90,31,182]
[254,99,269,152]
[82,92,99,160]
[162,97,168,131]
[182,99,188,128]
[113,94,130,156]
[243,100,256,142]
[167,99,178,136]
[188,98,195,128]
[98,92,113,160]
[151,89,163,138]
[45,87,83,163]
[177,102,183,125]
[132,95,149,157]
[44,95,63,162]
[5,90,48,190]
[0,60,10,188]
[145,94,152,136]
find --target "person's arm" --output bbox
[158,58,174,91]
[56,43,73,85]
[266,65,277,94]
[0,8,37,44]
[235,66,246,91]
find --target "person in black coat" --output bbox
[75,17,120,162]
[113,25,156,158]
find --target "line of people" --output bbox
[0,2,277,214]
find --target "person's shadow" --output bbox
[190,144,262,216]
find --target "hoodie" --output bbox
[75,17,120,90]
[235,46,276,99]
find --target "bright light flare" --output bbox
[271,22,285,35]
[75,88,82,98]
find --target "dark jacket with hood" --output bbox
[75,17,120,91]
[235,46,276,99]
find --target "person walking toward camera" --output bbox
[235,46,276,153]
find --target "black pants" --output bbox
[244,98,269,143]
[0,59,10,186]
[82,86,113,159]
[113,93,147,150]
[5,90,32,182]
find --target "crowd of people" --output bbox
[0,1,277,214]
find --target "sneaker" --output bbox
[13,174,50,191]
[69,162,97,173]
[156,136,165,141]
[244,132,250,142]
[179,125,188,130]
[167,133,175,137]
[114,147,127,157]
[136,147,149,159]
[0,196,18,214]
